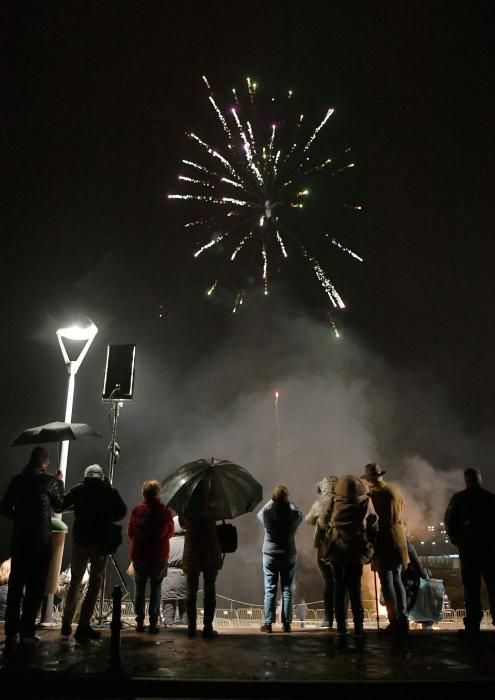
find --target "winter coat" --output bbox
[128,498,174,564]
[63,476,127,551]
[0,465,65,552]
[305,477,335,560]
[257,500,303,556]
[162,533,188,600]
[444,485,495,554]
[368,480,409,570]
[324,475,378,565]
[180,516,223,574]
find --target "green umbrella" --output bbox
[160,457,262,520]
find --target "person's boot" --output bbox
[186,600,197,638]
[354,623,366,638]
[60,622,72,638]
[135,620,145,633]
[202,598,218,638]
[75,624,101,644]
[320,619,333,629]
[398,616,409,635]
[148,618,160,634]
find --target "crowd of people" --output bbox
[1,446,494,650]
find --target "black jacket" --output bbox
[444,485,495,552]
[0,465,65,551]
[63,477,127,549]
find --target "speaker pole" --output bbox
[97,386,130,626]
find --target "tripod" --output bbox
[96,391,133,626]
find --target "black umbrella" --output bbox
[160,457,263,520]
[11,421,102,446]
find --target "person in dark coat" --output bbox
[257,484,303,633]
[444,468,495,636]
[362,463,409,635]
[61,464,127,644]
[305,476,337,628]
[0,446,64,647]
[161,515,188,626]
[128,480,174,633]
[180,508,223,639]
[325,475,378,637]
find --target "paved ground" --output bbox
[1,624,495,698]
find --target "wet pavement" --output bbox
[1,624,495,698]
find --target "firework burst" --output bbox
[168,76,363,336]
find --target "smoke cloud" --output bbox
[1,299,487,605]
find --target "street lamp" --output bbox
[56,321,98,481]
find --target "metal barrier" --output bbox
[236,607,264,625]
[91,601,492,629]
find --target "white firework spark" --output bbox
[168,76,362,324]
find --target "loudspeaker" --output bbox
[102,344,136,401]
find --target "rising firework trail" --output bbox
[274,390,281,472]
[168,76,363,334]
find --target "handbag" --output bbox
[102,523,123,554]
[216,521,238,554]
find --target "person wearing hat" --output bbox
[61,464,127,644]
[362,463,409,634]
[305,476,338,628]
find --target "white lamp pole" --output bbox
[56,322,98,482]
[40,322,98,626]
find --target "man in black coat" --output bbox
[445,468,495,636]
[0,446,64,647]
[61,464,127,644]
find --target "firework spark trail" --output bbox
[169,75,363,319]
[274,390,281,471]
[231,231,253,260]
[262,244,268,295]
[194,233,226,258]
[207,280,219,295]
[329,238,364,262]
[276,230,288,258]
[303,107,335,153]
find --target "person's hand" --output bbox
[56,470,64,481]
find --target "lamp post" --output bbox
[56,322,98,482]
[40,321,98,626]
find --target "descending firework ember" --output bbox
[168,75,363,330]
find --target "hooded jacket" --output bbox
[63,476,127,550]
[305,477,336,559]
[0,464,64,552]
[325,475,378,565]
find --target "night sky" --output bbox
[1,2,494,563]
